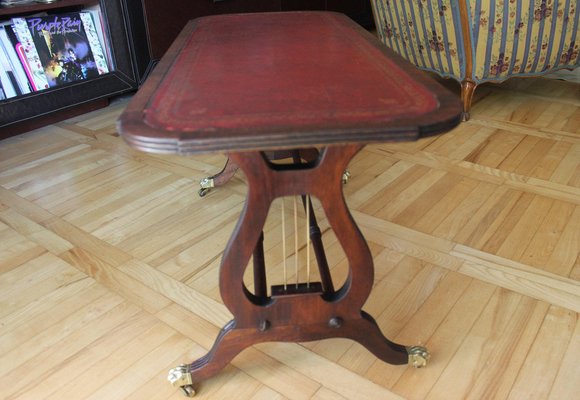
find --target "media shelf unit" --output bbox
[0,0,153,138]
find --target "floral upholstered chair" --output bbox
[370,0,580,120]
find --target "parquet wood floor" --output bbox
[0,76,578,399]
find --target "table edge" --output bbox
[118,12,463,155]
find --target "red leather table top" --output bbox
[119,12,461,154]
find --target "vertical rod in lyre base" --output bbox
[301,195,334,293]
[252,231,267,298]
[168,145,429,397]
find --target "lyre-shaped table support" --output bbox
[169,145,429,396]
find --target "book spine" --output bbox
[80,12,109,75]
[14,41,36,91]
[85,6,112,70]
[11,17,49,91]
[5,24,37,91]
[0,39,22,96]
[0,78,6,100]
[0,59,17,98]
[0,26,31,94]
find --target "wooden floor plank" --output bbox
[0,228,46,275]
[359,164,430,216]
[480,192,535,254]
[0,144,92,188]
[88,177,194,242]
[65,172,180,230]
[60,247,172,314]
[0,131,79,172]
[346,159,415,210]
[0,253,86,319]
[411,176,479,236]
[0,291,123,375]
[458,299,550,400]
[391,172,460,227]
[424,289,545,400]
[0,280,104,355]
[386,280,496,399]
[495,195,554,260]
[519,200,576,269]
[0,207,73,255]
[463,129,526,168]
[0,301,142,399]
[29,159,140,213]
[84,334,196,400]
[452,246,580,313]
[548,315,580,400]
[514,138,557,177]
[374,169,447,221]
[363,271,472,390]
[530,140,574,180]
[549,142,580,185]
[44,321,180,400]
[507,306,577,400]
[498,135,544,172]
[257,341,406,400]
[9,310,159,400]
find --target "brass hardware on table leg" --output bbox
[198,177,214,197]
[407,345,430,368]
[168,364,196,397]
[342,170,351,184]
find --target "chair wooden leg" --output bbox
[461,79,477,121]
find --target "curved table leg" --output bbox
[198,158,240,197]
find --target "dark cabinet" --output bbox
[141,0,279,61]
[142,0,374,60]
[0,0,153,137]
[280,1,326,11]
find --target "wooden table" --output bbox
[118,11,462,396]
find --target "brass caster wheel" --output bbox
[168,364,195,397]
[342,170,351,184]
[198,177,215,197]
[407,345,430,368]
[179,385,196,397]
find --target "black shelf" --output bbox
[0,0,92,16]
[0,0,153,137]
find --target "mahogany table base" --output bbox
[168,145,429,396]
